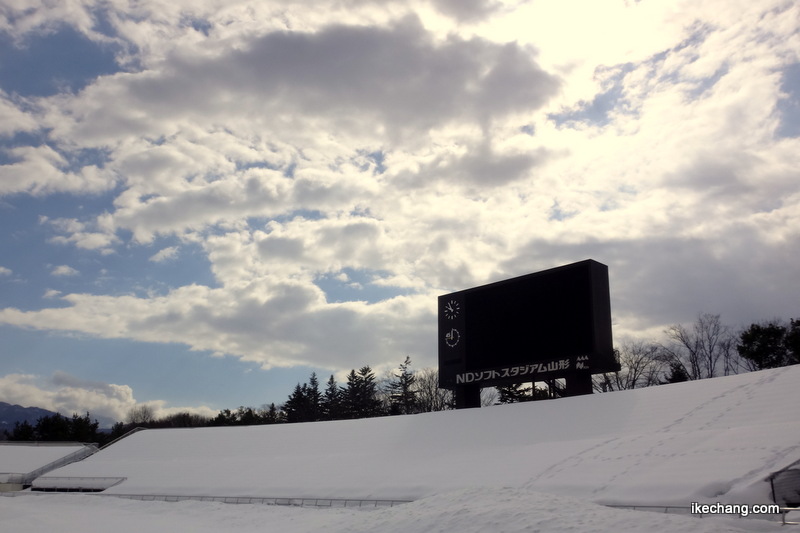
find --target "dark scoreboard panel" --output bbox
[438,259,616,389]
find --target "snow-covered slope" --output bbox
[36,366,800,506]
[0,443,92,484]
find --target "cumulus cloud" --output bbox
[149,246,179,262]
[0,0,798,387]
[51,265,79,277]
[0,371,216,423]
[0,372,134,423]
[0,281,436,371]
[0,266,11,276]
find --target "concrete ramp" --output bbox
[0,442,97,491]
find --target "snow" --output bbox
[0,443,88,476]
[4,366,800,531]
[0,489,789,532]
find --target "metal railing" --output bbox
[606,505,693,515]
[6,490,411,507]
[96,493,412,507]
[97,427,149,451]
[31,476,127,492]
[780,507,800,526]
[17,444,98,485]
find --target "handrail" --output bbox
[20,444,98,484]
[98,427,149,451]
[31,476,127,492]
[7,490,411,507]
[95,493,412,507]
[780,507,799,526]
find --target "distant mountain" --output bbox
[0,401,59,435]
[0,402,118,437]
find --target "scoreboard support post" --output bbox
[454,384,481,409]
[563,371,593,397]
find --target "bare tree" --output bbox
[413,367,453,412]
[593,341,664,392]
[126,404,156,425]
[658,313,739,380]
[480,387,499,406]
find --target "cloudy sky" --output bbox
[1,0,798,424]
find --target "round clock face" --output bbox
[443,299,461,320]
[445,328,460,348]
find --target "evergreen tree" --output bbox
[322,374,342,420]
[307,373,322,422]
[342,366,383,419]
[6,412,101,442]
[7,420,35,441]
[209,408,237,426]
[261,403,283,424]
[388,356,418,415]
[35,413,72,441]
[69,412,100,442]
[209,406,264,426]
[235,406,260,425]
[737,320,799,370]
[662,361,690,383]
[283,383,311,423]
[497,383,535,403]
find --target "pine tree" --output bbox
[388,356,418,415]
[322,374,342,421]
[737,320,799,370]
[662,361,690,383]
[342,366,383,419]
[497,383,534,403]
[69,412,100,442]
[262,403,282,424]
[35,413,71,440]
[307,373,322,422]
[284,383,311,423]
[7,420,35,441]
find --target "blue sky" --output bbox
[1,0,799,424]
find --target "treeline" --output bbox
[5,314,796,441]
[3,412,108,444]
[283,357,418,423]
[592,314,799,393]
[2,358,441,443]
[105,357,449,435]
[500,315,798,402]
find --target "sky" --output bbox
[0,0,798,424]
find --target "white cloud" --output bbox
[0,372,216,423]
[0,280,437,371]
[51,265,79,277]
[0,0,799,378]
[44,217,119,252]
[0,266,12,276]
[0,372,134,424]
[149,246,179,263]
[0,91,39,137]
